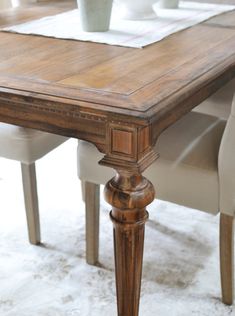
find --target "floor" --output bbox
[0,139,234,316]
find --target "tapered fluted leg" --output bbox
[105,171,155,316]
[220,213,234,305]
[85,181,100,265]
[21,162,41,245]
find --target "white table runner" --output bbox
[2,1,235,48]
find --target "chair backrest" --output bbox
[218,93,235,216]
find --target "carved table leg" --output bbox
[104,171,155,316]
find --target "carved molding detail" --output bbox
[0,98,108,122]
[108,123,137,159]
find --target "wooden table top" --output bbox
[0,3,234,315]
[0,0,234,143]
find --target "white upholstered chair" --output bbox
[0,0,68,246]
[0,123,67,244]
[77,79,235,305]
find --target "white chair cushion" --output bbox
[78,112,226,214]
[149,112,225,214]
[0,123,67,164]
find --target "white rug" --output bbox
[0,139,234,316]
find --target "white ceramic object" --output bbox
[157,0,179,9]
[116,0,158,20]
[77,0,113,32]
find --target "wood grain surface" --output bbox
[0,2,234,315]
[0,0,234,124]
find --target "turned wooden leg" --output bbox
[105,171,155,316]
[85,181,100,265]
[21,163,41,245]
[220,213,234,305]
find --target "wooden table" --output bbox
[0,1,234,315]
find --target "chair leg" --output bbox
[220,213,234,305]
[81,180,85,202]
[21,163,41,245]
[85,181,100,265]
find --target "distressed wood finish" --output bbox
[0,2,235,137]
[105,171,155,316]
[0,1,235,315]
[220,213,234,305]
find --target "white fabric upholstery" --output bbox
[0,123,67,164]
[218,95,235,216]
[149,113,226,214]
[77,112,226,214]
